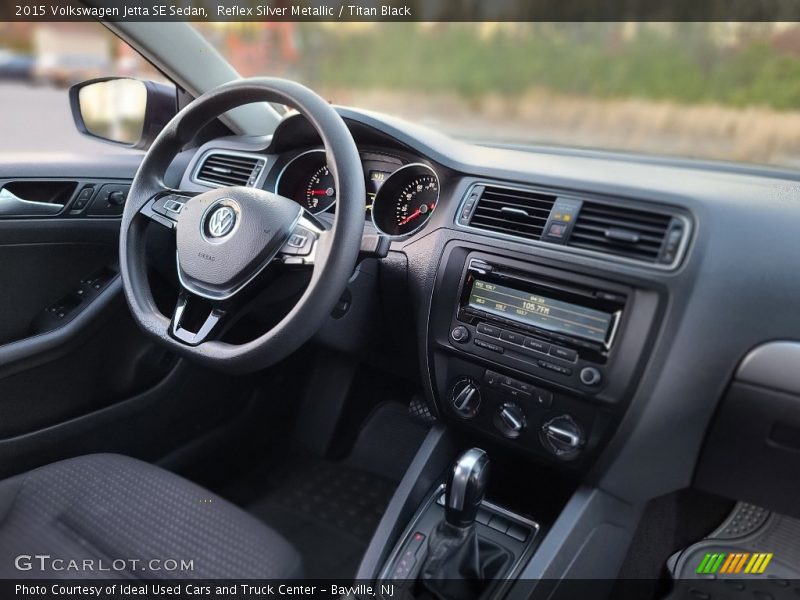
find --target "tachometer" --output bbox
[371,163,439,237]
[304,164,337,213]
[275,149,337,215]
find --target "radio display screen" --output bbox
[468,280,615,344]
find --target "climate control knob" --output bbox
[541,415,585,459]
[450,378,481,419]
[494,402,526,438]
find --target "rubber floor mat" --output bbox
[248,457,396,579]
[218,401,427,579]
[665,502,800,599]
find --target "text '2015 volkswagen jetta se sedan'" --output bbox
[2,6,800,600]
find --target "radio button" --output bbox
[451,326,470,344]
[549,345,578,362]
[579,367,602,386]
[523,338,550,354]
[538,359,573,376]
[475,339,504,354]
[500,330,524,345]
[476,323,501,338]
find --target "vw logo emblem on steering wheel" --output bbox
[208,206,235,237]
[202,200,239,241]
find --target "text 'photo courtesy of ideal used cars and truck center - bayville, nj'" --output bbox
[5,1,800,599]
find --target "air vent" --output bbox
[468,185,557,241]
[195,152,264,187]
[568,201,674,263]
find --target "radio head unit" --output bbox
[459,259,625,364]
[467,279,619,349]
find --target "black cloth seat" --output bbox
[0,454,302,579]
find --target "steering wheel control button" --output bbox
[281,228,314,256]
[152,194,184,218]
[541,415,585,459]
[450,325,470,344]
[474,338,504,353]
[494,402,526,438]
[451,378,481,419]
[476,322,501,338]
[162,197,186,214]
[579,366,603,386]
[287,233,308,247]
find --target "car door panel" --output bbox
[0,241,117,347]
[0,153,249,472]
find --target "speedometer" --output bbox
[371,163,440,237]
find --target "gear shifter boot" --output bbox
[419,521,511,600]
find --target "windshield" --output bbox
[195,22,800,169]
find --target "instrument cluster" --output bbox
[273,149,440,238]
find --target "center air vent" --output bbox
[194,152,265,187]
[466,185,557,241]
[568,201,677,263]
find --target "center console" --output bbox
[428,244,660,468]
[365,243,663,597]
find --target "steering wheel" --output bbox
[120,78,365,373]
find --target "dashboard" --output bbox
[175,106,800,508]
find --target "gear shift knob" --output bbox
[445,448,490,528]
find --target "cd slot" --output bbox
[468,259,624,304]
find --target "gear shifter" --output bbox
[445,448,491,528]
[419,448,510,600]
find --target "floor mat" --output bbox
[248,457,396,579]
[346,401,429,482]
[665,502,800,599]
[217,401,429,579]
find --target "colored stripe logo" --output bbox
[696,552,773,574]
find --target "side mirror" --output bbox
[69,77,176,150]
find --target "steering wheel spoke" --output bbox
[139,190,197,229]
[170,291,226,346]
